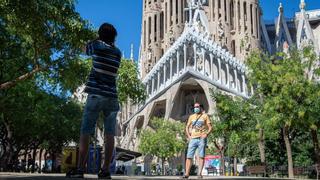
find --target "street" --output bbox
[0,173,293,180]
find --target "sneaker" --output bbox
[66,168,84,178]
[98,169,112,179]
[180,175,189,179]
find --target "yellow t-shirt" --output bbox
[187,113,211,138]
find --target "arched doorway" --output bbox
[170,78,209,122]
[149,100,166,119]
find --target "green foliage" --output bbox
[139,117,185,160]
[245,47,320,167]
[0,80,82,156]
[0,0,94,169]
[117,59,146,105]
[210,91,257,158]
[0,0,95,91]
[247,48,320,131]
[210,47,320,168]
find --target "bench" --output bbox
[245,165,266,177]
[207,167,219,176]
[293,167,304,176]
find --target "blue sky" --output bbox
[76,0,320,61]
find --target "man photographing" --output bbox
[66,23,121,179]
[182,103,212,179]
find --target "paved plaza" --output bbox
[0,173,293,180]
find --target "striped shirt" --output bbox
[84,40,122,98]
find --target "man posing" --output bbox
[67,23,121,179]
[183,103,212,179]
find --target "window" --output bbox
[148,16,151,44]
[230,0,234,30]
[176,0,179,24]
[244,2,247,31]
[181,0,184,23]
[170,0,173,25]
[218,0,221,18]
[160,12,164,40]
[231,40,236,56]
[144,20,146,50]
[256,7,259,37]
[224,0,227,21]
[165,3,167,33]
[154,14,157,42]
[238,1,240,32]
[212,0,215,19]
[250,4,253,35]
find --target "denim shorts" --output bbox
[80,94,120,136]
[186,137,207,159]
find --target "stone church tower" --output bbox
[140,0,260,78]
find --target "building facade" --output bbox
[72,0,320,175]
[140,0,261,78]
[114,0,320,174]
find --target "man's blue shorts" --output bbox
[186,137,207,159]
[80,94,120,136]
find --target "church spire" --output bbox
[130,43,134,61]
[300,0,306,10]
[296,0,319,55]
[275,2,293,51]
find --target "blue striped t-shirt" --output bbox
[84,40,122,98]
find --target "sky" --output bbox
[76,0,320,61]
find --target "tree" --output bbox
[0,0,95,170]
[117,59,146,105]
[117,59,146,125]
[139,118,185,175]
[210,91,259,175]
[246,47,320,178]
[0,79,83,170]
[0,0,95,90]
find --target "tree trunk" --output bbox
[258,128,266,165]
[32,146,37,172]
[23,152,27,172]
[3,120,13,170]
[233,156,237,176]
[162,158,165,175]
[311,128,320,165]
[126,98,129,121]
[214,140,225,176]
[44,151,48,172]
[39,149,43,173]
[283,126,294,178]
[51,152,56,172]
[221,150,225,175]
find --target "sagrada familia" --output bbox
[73,0,320,175]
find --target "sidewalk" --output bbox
[0,172,293,179]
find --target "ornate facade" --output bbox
[122,0,319,140]
[114,0,320,174]
[140,0,260,78]
[72,0,320,175]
